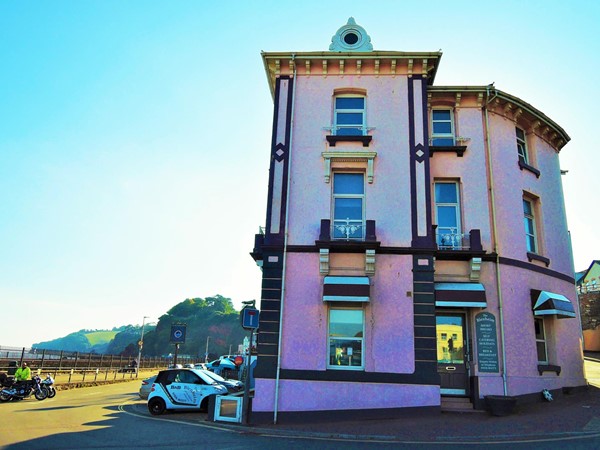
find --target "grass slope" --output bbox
[84,331,118,346]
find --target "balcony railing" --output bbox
[437,228,469,250]
[319,219,377,243]
[333,218,365,240]
[436,228,482,252]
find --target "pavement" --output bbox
[208,354,600,444]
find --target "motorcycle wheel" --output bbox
[47,387,56,398]
[35,387,48,401]
[0,391,12,402]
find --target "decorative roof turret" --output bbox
[329,17,373,52]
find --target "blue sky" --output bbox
[1,1,598,347]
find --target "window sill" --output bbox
[527,252,550,267]
[326,135,372,147]
[538,364,561,376]
[429,145,467,157]
[519,160,541,178]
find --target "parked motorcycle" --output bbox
[0,375,48,401]
[41,374,56,398]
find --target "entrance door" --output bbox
[436,313,468,395]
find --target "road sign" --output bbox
[241,307,260,330]
[170,324,187,344]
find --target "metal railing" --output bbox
[333,218,365,240]
[0,346,193,382]
[436,229,471,250]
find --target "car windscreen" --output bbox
[192,369,219,385]
[202,370,225,382]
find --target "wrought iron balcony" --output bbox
[317,219,378,250]
[435,228,482,252]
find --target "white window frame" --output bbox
[333,95,366,136]
[534,317,548,364]
[434,181,462,249]
[327,307,365,370]
[523,197,538,253]
[431,108,455,146]
[516,127,528,164]
[332,172,365,240]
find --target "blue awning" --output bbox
[531,290,576,319]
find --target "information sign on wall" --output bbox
[475,312,499,373]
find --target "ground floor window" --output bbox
[328,308,364,369]
[534,317,548,363]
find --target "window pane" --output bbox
[334,173,364,194]
[437,206,457,228]
[523,199,532,216]
[329,338,363,367]
[330,309,363,337]
[527,235,536,252]
[432,110,451,120]
[336,112,363,125]
[536,341,547,362]
[336,97,364,109]
[516,127,525,141]
[433,122,452,134]
[334,198,362,220]
[435,183,457,203]
[524,217,535,234]
[535,319,544,339]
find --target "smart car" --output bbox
[147,368,228,415]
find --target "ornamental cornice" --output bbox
[428,86,570,151]
[262,51,442,97]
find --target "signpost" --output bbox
[170,324,187,366]
[240,301,259,424]
[475,312,499,373]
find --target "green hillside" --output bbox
[85,331,118,346]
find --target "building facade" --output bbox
[250,19,586,423]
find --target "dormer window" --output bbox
[431,109,455,146]
[334,96,366,136]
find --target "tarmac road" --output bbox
[2,360,600,449]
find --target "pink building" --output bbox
[250,18,585,423]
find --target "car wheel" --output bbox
[148,397,166,416]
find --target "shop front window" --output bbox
[328,308,364,370]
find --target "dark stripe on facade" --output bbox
[264,76,294,247]
[322,284,370,297]
[498,256,575,284]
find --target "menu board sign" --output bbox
[475,312,499,373]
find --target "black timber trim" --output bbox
[279,365,440,385]
[527,252,550,267]
[429,145,467,157]
[251,404,440,425]
[326,135,372,147]
[519,160,541,178]
[498,256,572,283]
[538,364,561,376]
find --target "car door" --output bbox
[167,370,205,407]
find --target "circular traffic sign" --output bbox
[234,356,244,366]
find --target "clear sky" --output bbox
[1,1,598,348]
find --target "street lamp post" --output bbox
[137,316,150,378]
[204,336,210,363]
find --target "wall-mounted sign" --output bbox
[170,324,187,344]
[475,312,499,373]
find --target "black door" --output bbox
[436,313,468,395]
